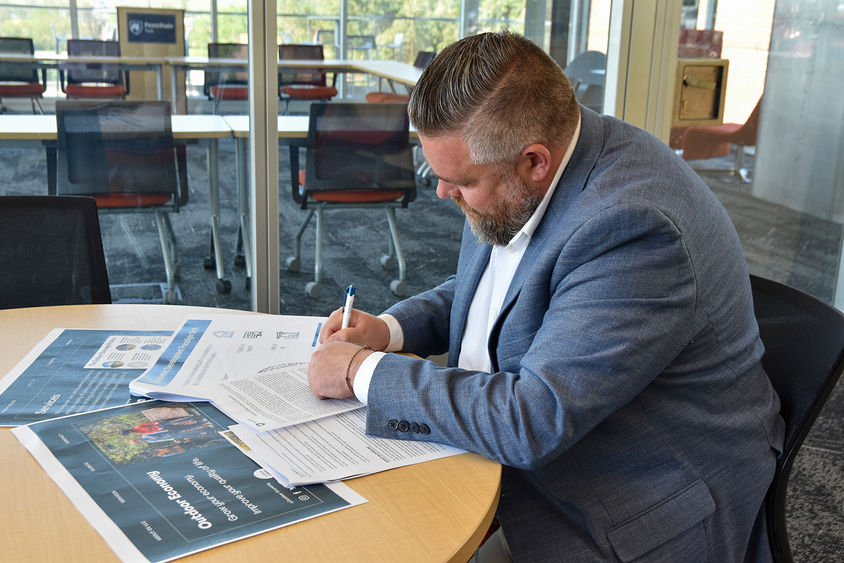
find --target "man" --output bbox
[309,31,784,561]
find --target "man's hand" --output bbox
[308,340,373,399]
[319,307,390,350]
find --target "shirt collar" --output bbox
[507,115,582,247]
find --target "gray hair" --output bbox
[409,30,579,167]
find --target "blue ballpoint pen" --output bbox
[341,285,355,329]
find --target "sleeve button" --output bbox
[398,420,410,432]
[388,419,399,431]
[419,424,430,435]
[409,422,419,433]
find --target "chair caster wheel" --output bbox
[390,279,406,296]
[234,254,246,269]
[380,254,396,271]
[204,256,215,270]
[305,281,322,298]
[216,279,232,294]
[286,256,301,272]
[163,290,178,304]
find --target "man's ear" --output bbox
[518,144,553,185]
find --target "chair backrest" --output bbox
[65,39,122,85]
[749,274,844,561]
[0,37,38,83]
[734,96,763,147]
[564,50,606,84]
[413,50,435,69]
[0,195,111,309]
[55,100,185,206]
[348,35,376,54]
[204,42,248,97]
[313,29,336,56]
[302,102,416,204]
[564,50,606,112]
[278,44,327,88]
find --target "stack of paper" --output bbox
[130,314,463,488]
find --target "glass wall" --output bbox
[670,0,843,308]
[1,0,841,311]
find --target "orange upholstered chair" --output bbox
[54,101,188,303]
[286,102,416,297]
[680,97,762,183]
[205,42,249,113]
[278,44,337,114]
[365,51,434,104]
[0,37,47,114]
[60,39,129,99]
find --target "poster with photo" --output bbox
[12,400,365,562]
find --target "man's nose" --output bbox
[436,180,459,200]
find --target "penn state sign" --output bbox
[126,12,177,43]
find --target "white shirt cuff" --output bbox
[378,313,404,352]
[353,351,385,405]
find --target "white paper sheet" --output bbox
[130,315,362,432]
[216,360,362,431]
[229,408,465,487]
[130,314,325,402]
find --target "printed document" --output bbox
[130,315,362,431]
[13,400,365,562]
[228,408,465,487]
[0,329,170,426]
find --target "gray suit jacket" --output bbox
[368,107,785,561]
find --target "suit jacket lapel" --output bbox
[449,231,492,366]
[488,107,605,368]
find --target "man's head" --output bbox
[409,30,579,168]
[409,31,579,245]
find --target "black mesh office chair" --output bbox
[749,274,844,562]
[0,37,47,114]
[286,102,416,297]
[365,50,434,103]
[278,44,337,115]
[564,50,606,113]
[0,195,111,309]
[60,39,129,99]
[347,35,376,59]
[205,42,249,114]
[54,100,188,304]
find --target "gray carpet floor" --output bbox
[1,137,841,561]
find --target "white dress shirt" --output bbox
[353,119,581,403]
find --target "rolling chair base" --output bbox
[287,203,408,298]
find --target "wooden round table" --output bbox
[0,304,501,562]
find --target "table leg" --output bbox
[156,65,164,100]
[205,138,231,294]
[235,136,252,286]
[170,65,179,114]
[44,142,56,195]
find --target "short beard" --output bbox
[452,175,542,246]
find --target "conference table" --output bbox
[0,304,501,561]
[165,57,422,113]
[0,105,419,294]
[0,52,166,99]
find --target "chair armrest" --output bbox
[175,142,189,208]
[288,145,306,207]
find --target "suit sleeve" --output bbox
[382,274,456,358]
[365,203,698,470]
